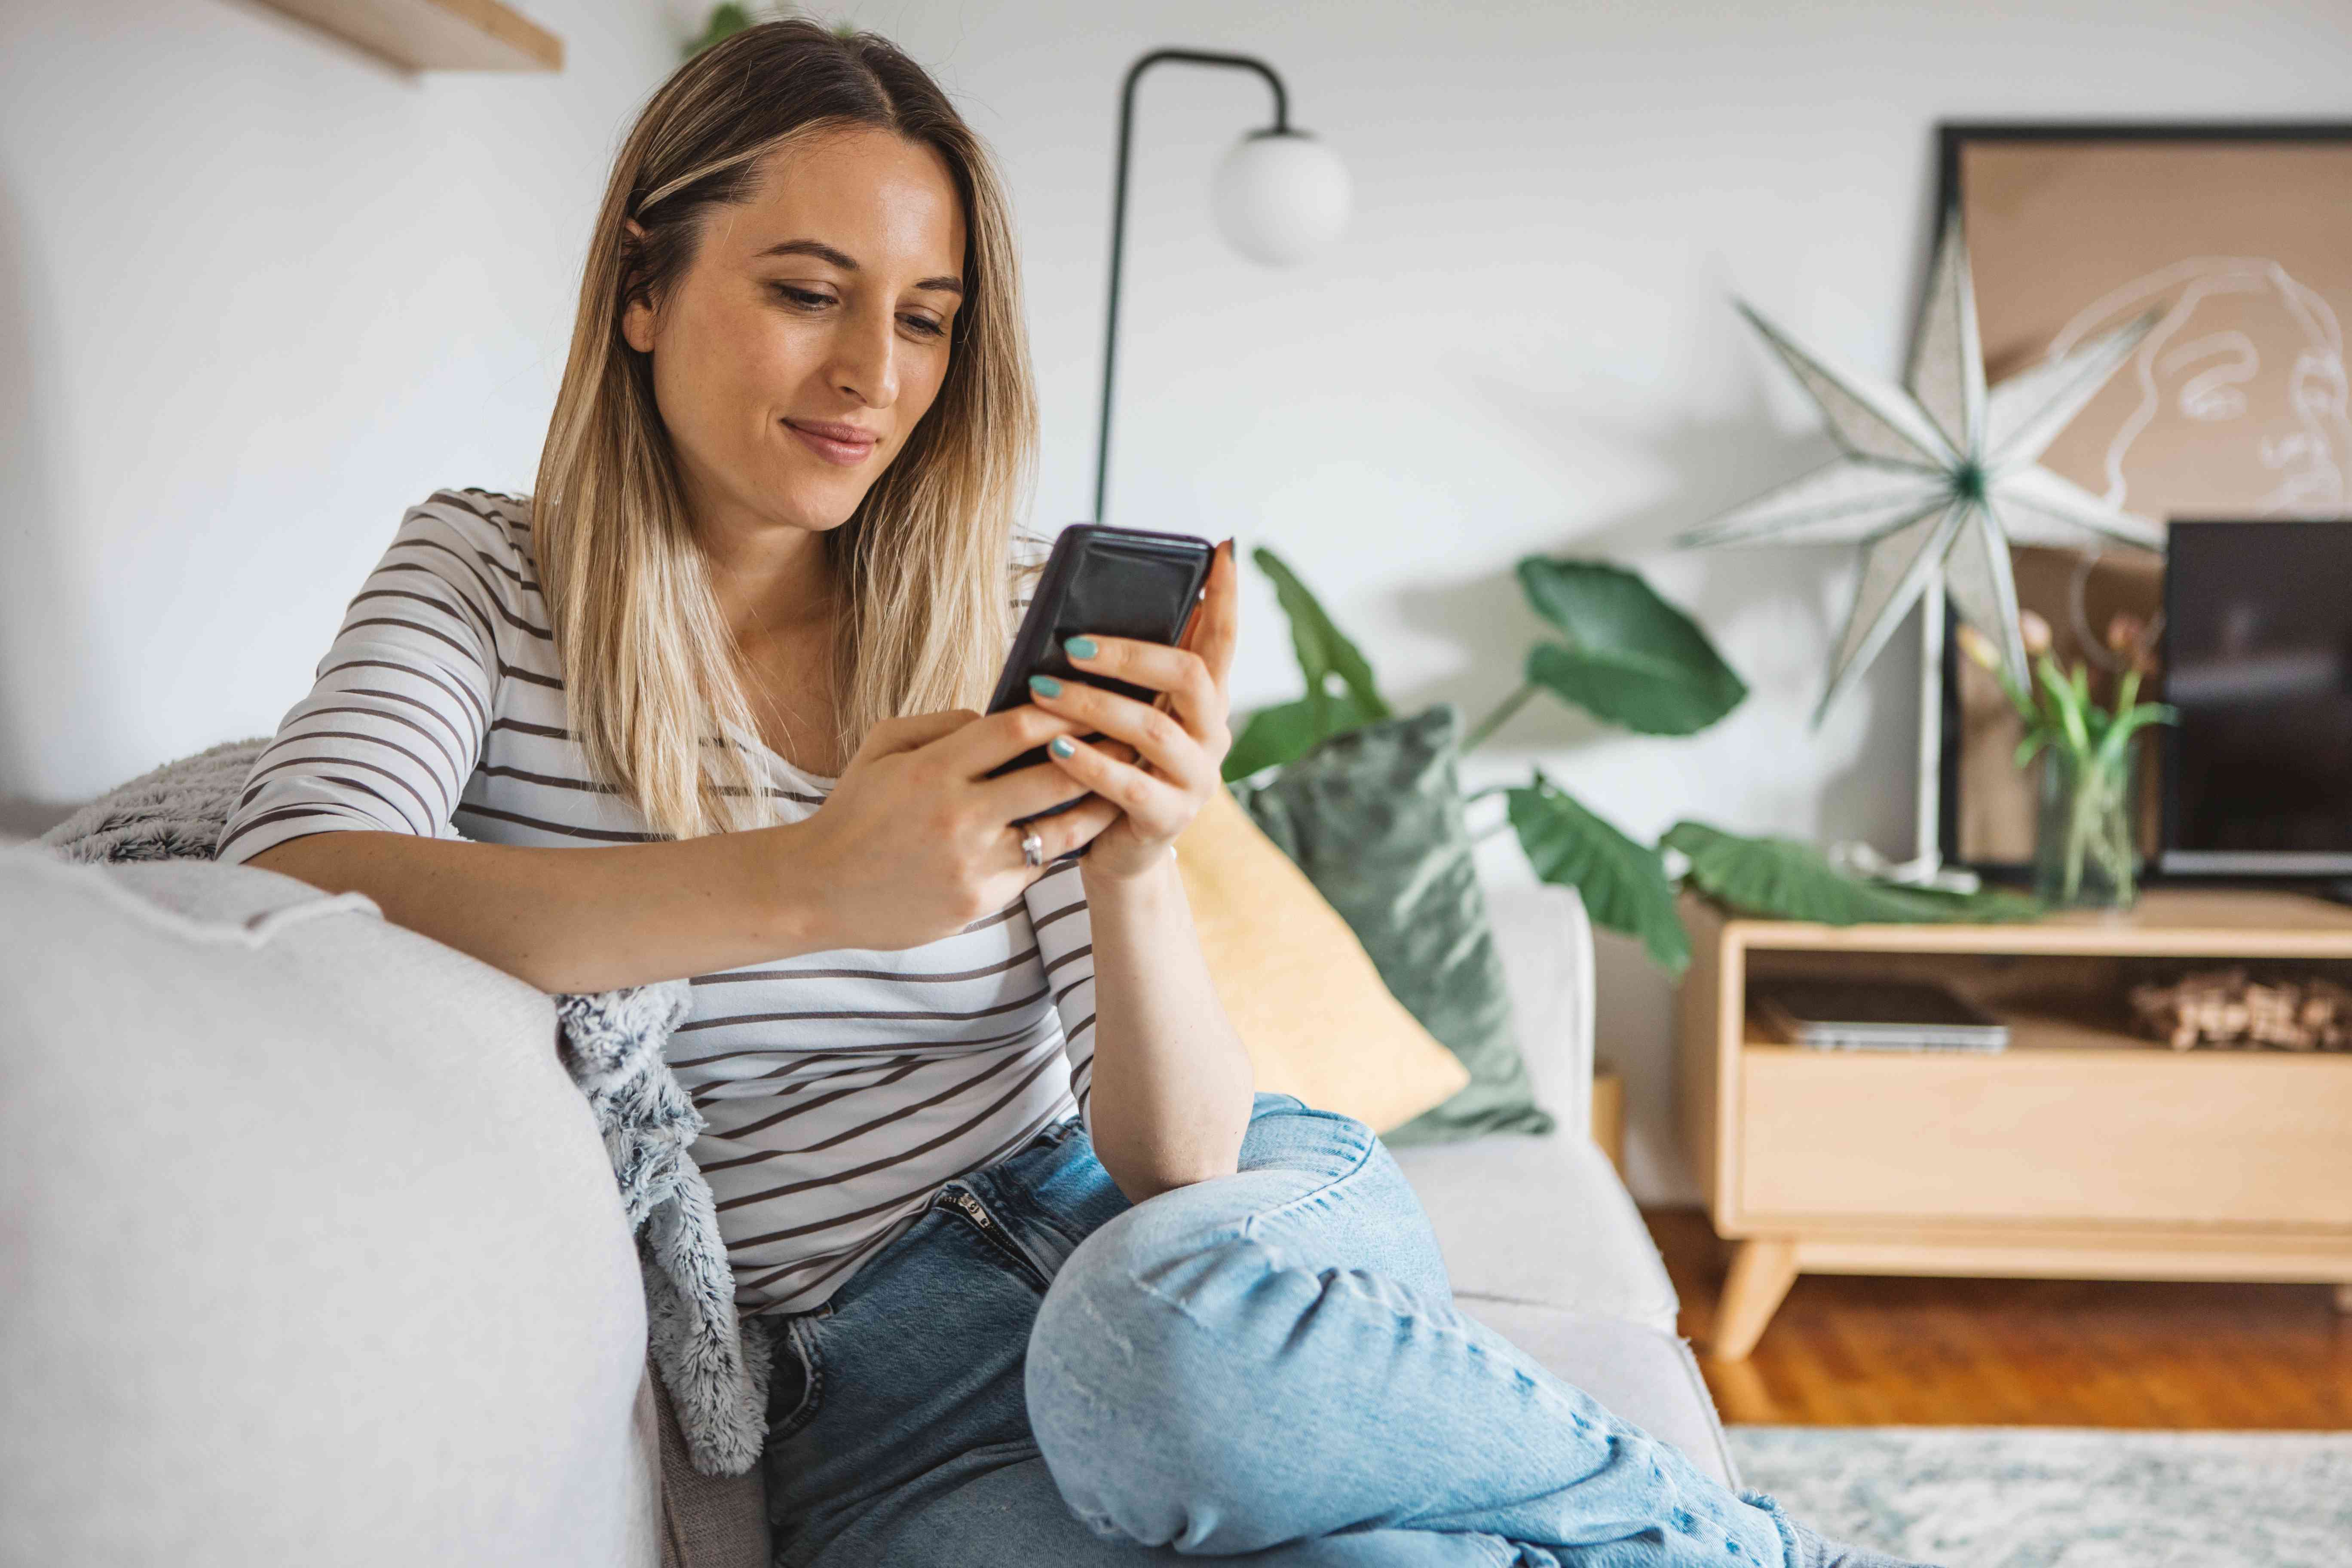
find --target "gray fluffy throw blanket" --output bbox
[39,737,772,1476]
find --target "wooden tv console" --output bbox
[1675,889,2352,1360]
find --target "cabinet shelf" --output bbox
[1745,1007,2352,1056]
[1676,889,2352,1359]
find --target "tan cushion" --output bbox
[1174,787,1470,1132]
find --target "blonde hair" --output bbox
[531,19,1038,839]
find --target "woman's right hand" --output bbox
[779,706,1124,951]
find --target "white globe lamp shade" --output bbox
[1211,131,1351,265]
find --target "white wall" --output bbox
[9,0,2351,1199]
[0,0,678,818]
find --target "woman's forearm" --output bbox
[1080,854,1256,1201]
[244,827,829,995]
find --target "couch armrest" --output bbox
[1482,881,1595,1134]
[0,853,654,1566]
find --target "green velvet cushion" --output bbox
[1228,704,1555,1145]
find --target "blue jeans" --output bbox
[760,1094,1899,1567]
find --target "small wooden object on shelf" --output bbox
[1675,888,2352,1360]
[254,0,562,72]
[2130,968,2352,1052]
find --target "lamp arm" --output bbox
[1092,49,1293,523]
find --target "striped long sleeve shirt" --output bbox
[217,488,1097,1315]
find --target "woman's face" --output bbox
[623,126,968,539]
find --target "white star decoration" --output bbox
[1681,214,2163,723]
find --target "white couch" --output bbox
[0,842,1730,1567]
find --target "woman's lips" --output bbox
[784,419,877,466]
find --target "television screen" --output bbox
[2161,519,2352,877]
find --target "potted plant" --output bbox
[1957,610,2175,910]
[1231,550,2036,972]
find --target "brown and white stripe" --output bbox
[219,489,1096,1315]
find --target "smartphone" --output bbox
[985,524,1215,778]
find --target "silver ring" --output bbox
[1020,830,1045,867]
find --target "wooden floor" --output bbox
[1645,1208,2352,1429]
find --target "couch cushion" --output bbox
[0,851,656,1567]
[1232,706,1555,1144]
[1485,882,1594,1135]
[1395,1129,1679,1334]
[1464,1303,1739,1491]
[1177,785,1469,1133]
[652,1355,767,1568]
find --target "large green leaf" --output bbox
[1507,772,1690,974]
[1222,690,1385,781]
[1662,821,2040,925]
[1224,699,1319,781]
[1515,558,1747,735]
[1255,547,1392,737]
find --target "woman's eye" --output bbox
[770,285,944,341]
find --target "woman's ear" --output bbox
[619,219,657,354]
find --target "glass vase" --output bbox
[2034,746,2140,911]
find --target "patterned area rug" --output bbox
[1727,1427,2352,1568]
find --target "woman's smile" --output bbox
[784,416,879,466]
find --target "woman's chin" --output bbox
[763,451,884,527]
[755,477,867,536]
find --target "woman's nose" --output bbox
[828,300,900,410]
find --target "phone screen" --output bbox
[986,524,1213,773]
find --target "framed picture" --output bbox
[1932,122,2352,874]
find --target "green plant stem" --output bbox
[2063,762,2093,903]
[2051,751,2135,907]
[1462,682,1536,753]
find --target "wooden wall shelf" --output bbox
[1675,891,2352,1359]
[254,0,563,72]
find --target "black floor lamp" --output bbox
[1090,48,1353,524]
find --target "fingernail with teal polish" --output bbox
[1064,636,1098,660]
[1049,736,1076,759]
[1028,674,1062,698]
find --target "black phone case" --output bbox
[986,524,1214,778]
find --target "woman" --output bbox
[223,21,1916,1568]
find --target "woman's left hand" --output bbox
[1025,538,1239,881]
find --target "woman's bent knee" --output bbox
[1026,1216,1323,1553]
[1237,1094,1382,1184]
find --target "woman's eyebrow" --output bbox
[756,237,964,295]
